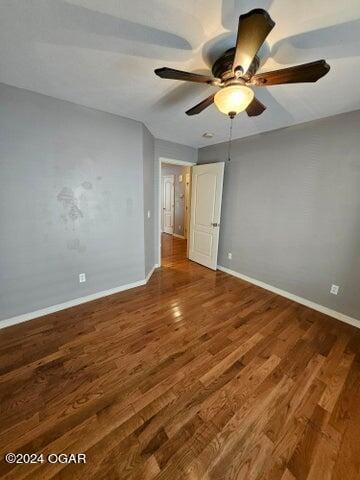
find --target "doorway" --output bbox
[158,159,225,269]
[158,157,195,266]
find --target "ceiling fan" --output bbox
[154,9,330,118]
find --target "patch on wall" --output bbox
[56,179,115,253]
[57,184,88,252]
[67,238,86,253]
[57,187,83,221]
[81,181,93,190]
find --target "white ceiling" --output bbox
[1,0,360,148]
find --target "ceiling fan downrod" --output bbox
[227,114,234,162]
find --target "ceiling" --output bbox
[1,0,360,148]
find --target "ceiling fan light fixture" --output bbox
[214,85,254,116]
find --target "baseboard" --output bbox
[0,264,160,331]
[173,234,186,239]
[145,264,160,282]
[217,265,360,330]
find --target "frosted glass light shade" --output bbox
[214,85,254,115]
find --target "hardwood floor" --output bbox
[0,233,359,479]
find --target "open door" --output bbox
[189,162,225,270]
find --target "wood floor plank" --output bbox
[318,352,354,413]
[199,332,264,387]
[0,234,359,479]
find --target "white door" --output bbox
[162,175,174,234]
[189,163,225,270]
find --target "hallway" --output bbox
[161,232,187,267]
[0,235,359,479]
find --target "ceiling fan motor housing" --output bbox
[212,48,260,81]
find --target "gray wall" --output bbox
[161,164,189,237]
[142,125,155,276]
[155,139,197,164]
[0,83,156,321]
[199,110,360,320]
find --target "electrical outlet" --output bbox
[228,252,232,260]
[79,273,86,283]
[147,210,151,219]
[330,284,339,295]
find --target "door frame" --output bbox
[158,157,196,266]
[162,174,175,234]
[184,172,191,241]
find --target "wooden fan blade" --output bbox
[250,60,330,86]
[246,97,266,116]
[233,9,275,75]
[185,94,215,116]
[155,67,216,84]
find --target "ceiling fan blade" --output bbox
[233,9,275,75]
[185,94,215,116]
[246,97,266,117]
[155,67,216,84]
[250,60,330,86]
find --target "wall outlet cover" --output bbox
[228,252,232,260]
[330,284,339,295]
[79,273,86,283]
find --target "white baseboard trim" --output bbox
[217,265,359,330]
[145,264,160,283]
[0,264,160,331]
[173,234,186,239]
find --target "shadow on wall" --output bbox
[154,77,215,110]
[271,19,360,64]
[221,0,275,31]
[4,0,204,60]
[203,0,274,67]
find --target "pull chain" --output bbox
[227,114,234,162]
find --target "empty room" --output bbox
[1,1,360,479]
